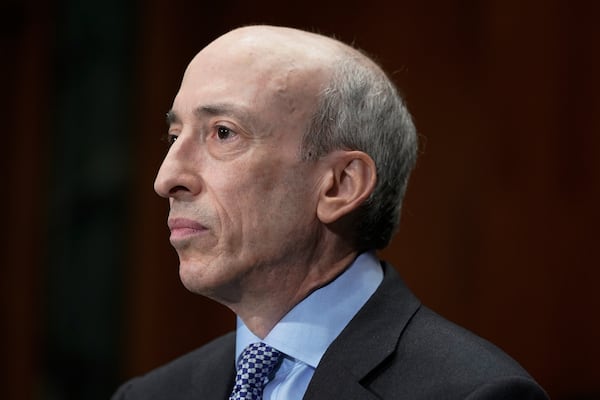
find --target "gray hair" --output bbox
[301,54,418,250]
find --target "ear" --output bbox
[317,151,377,224]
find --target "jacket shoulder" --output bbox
[111,331,235,400]
[310,263,548,399]
[371,305,548,398]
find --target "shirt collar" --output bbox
[235,251,383,368]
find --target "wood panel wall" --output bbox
[4,1,599,399]
[1,1,52,399]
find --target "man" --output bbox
[113,25,548,399]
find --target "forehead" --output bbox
[172,29,331,129]
[177,54,295,110]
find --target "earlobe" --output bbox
[317,151,377,224]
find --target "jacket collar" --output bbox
[303,262,421,400]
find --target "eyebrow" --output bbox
[166,103,257,129]
[165,110,180,125]
[196,104,260,133]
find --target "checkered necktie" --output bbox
[229,342,282,400]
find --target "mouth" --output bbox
[168,218,208,241]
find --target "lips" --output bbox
[168,218,208,240]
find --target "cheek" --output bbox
[252,169,315,229]
[209,152,316,238]
[218,156,288,203]
[208,164,278,232]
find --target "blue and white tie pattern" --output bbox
[229,342,282,400]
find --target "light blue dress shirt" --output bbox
[235,251,383,400]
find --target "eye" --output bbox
[216,126,236,141]
[162,133,178,146]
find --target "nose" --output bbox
[154,136,202,200]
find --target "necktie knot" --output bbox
[229,342,282,400]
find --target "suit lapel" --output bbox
[303,263,421,399]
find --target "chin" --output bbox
[178,260,208,292]
[177,259,238,301]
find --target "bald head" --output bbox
[192,25,358,75]
[174,27,345,141]
[181,26,382,119]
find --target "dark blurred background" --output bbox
[2,0,599,399]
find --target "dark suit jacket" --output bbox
[112,263,549,399]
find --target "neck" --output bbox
[226,249,358,339]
